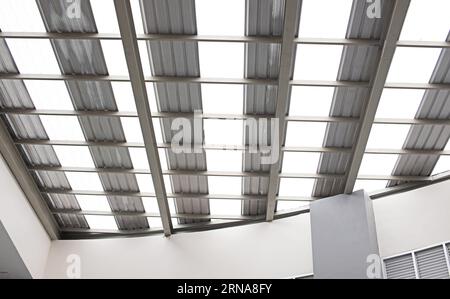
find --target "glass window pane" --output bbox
[53,145,95,168]
[387,47,441,83]
[199,42,244,78]
[289,86,334,116]
[40,116,85,141]
[121,117,144,143]
[136,174,155,193]
[77,195,111,212]
[376,89,423,119]
[298,0,352,38]
[0,0,45,32]
[111,82,137,112]
[6,39,60,74]
[101,40,129,76]
[210,199,241,216]
[202,84,243,115]
[90,0,120,33]
[65,172,103,191]
[358,154,398,176]
[25,80,73,110]
[281,152,320,173]
[204,119,243,146]
[432,156,450,175]
[206,150,242,172]
[278,178,314,197]
[85,215,117,230]
[208,177,241,195]
[196,0,245,36]
[400,0,450,41]
[285,122,327,147]
[366,124,410,149]
[294,45,342,80]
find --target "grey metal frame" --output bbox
[0,0,449,239]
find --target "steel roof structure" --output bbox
[0,0,449,239]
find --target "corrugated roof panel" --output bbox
[37,0,149,230]
[0,38,82,224]
[389,44,450,186]
[313,0,392,197]
[140,0,209,224]
[243,0,290,216]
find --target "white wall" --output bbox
[0,155,51,278]
[44,214,313,279]
[2,146,449,278]
[373,180,450,257]
[43,180,450,279]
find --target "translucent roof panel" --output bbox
[76,195,111,212]
[387,47,441,83]
[138,41,152,77]
[145,83,159,112]
[65,172,104,191]
[289,86,334,116]
[210,199,241,216]
[358,154,398,176]
[285,122,327,147]
[90,0,120,33]
[135,174,155,193]
[101,40,129,76]
[147,217,163,229]
[281,152,320,173]
[202,84,243,115]
[24,80,73,110]
[293,45,342,80]
[432,156,450,175]
[130,0,145,35]
[278,178,315,197]
[366,124,410,149]
[53,146,95,168]
[208,177,241,195]
[40,116,85,141]
[85,215,118,230]
[206,150,242,172]
[400,0,450,41]
[353,180,389,193]
[121,117,144,143]
[6,39,60,74]
[111,82,137,112]
[143,198,160,214]
[129,147,150,170]
[298,0,352,38]
[376,89,424,119]
[196,0,245,36]
[0,0,45,32]
[199,42,244,78]
[204,119,243,147]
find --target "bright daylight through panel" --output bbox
[1,0,449,238]
[298,0,352,38]
[400,0,450,41]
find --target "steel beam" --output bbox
[343,0,411,194]
[266,0,300,221]
[114,0,172,236]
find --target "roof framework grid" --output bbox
[242,0,285,216]
[343,0,411,194]
[312,0,390,197]
[138,0,210,225]
[36,0,151,232]
[114,0,173,235]
[388,33,450,187]
[265,0,301,221]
